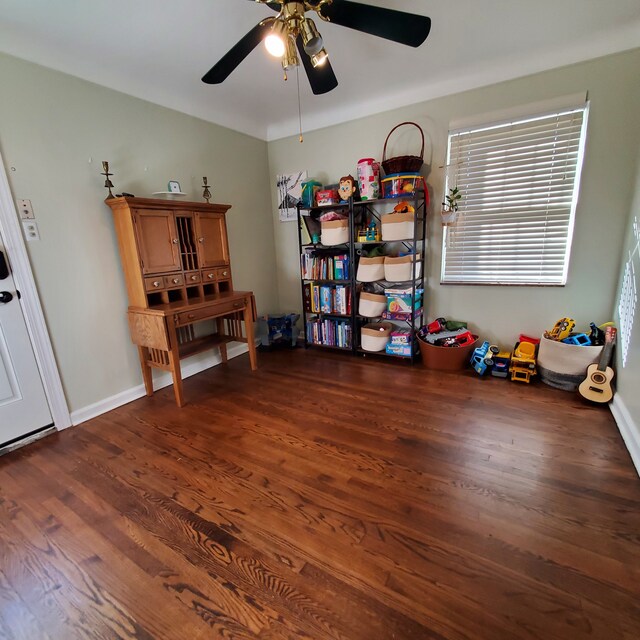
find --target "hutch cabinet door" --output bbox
[134,209,182,274]
[194,212,229,267]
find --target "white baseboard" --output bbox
[69,343,249,426]
[610,394,640,478]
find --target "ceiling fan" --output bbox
[202,1,432,95]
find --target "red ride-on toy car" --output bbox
[426,317,447,334]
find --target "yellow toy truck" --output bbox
[510,341,537,383]
[544,317,575,341]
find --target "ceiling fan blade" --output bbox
[296,36,338,95]
[202,19,274,84]
[319,0,431,48]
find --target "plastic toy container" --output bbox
[361,322,393,352]
[356,256,385,282]
[382,173,423,198]
[320,219,348,245]
[301,180,322,208]
[384,255,422,282]
[417,334,479,370]
[357,158,381,200]
[381,212,415,241]
[358,292,387,317]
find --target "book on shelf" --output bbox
[320,286,332,313]
[303,283,312,313]
[300,250,350,281]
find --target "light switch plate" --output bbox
[22,220,40,241]
[17,199,35,219]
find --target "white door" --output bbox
[0,235,52,445]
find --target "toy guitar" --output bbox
[578,327,617,403]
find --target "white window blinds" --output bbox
[441,105,589,285]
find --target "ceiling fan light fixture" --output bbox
[282,36,299,71]
[310,48,329,68]
[264,19,287,58]
[301,17,323,56]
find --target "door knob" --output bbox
[0,291,13,304]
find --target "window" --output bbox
[441,104,589,285]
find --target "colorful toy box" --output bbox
[386,342,413,356]
[385,287,423,314]
[386,328,412,356]
[316,189,339,206]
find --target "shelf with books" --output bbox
[353,189,427,363]
[301,249,351,281]
[303,282,352,317]
[305,317,353,349]
[296,187,427,359]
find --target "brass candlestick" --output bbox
[101,161,115,199]
[202,176,212,203]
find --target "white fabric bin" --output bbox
[358,292,387,317]
[356,256,385,282]
[381,212,415,241]
[361,322,392,352]
[321,219,348,245]
[384,256,422,282]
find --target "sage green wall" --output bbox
[267,49,640,346]
[0,53,277,413]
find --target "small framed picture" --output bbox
[168,180,181,193]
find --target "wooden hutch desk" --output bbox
[106,196,257,407]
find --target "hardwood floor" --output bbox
[1,348,639,639]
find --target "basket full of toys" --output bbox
[416,317,479,370]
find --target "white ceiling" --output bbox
[0,1,639,141]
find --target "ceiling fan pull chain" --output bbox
[297,64,304,143]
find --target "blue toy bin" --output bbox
[257,314,300,349]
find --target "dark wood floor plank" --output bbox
[1,349,639,639]
[141,384,640,595]
[0,567,51,640]
[60,426,439,640]
[102,389,637,639]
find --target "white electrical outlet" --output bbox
[22,220,40,241]
[17,199,35,219]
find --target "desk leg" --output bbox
[137,347,154,397]
[167,322,185,407]
[167,350,185,407]
[244,301,258,371]
[216,318,228,363]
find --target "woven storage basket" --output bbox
[381,122,425,175]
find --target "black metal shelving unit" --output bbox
[297,190,427,361]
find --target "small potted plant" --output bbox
[441,186,462,226]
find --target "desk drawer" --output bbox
[164,274,184,288]
[174,298,245,326]
[202,267,231,282]
[185,271,201,285]
[145,276,165,292]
